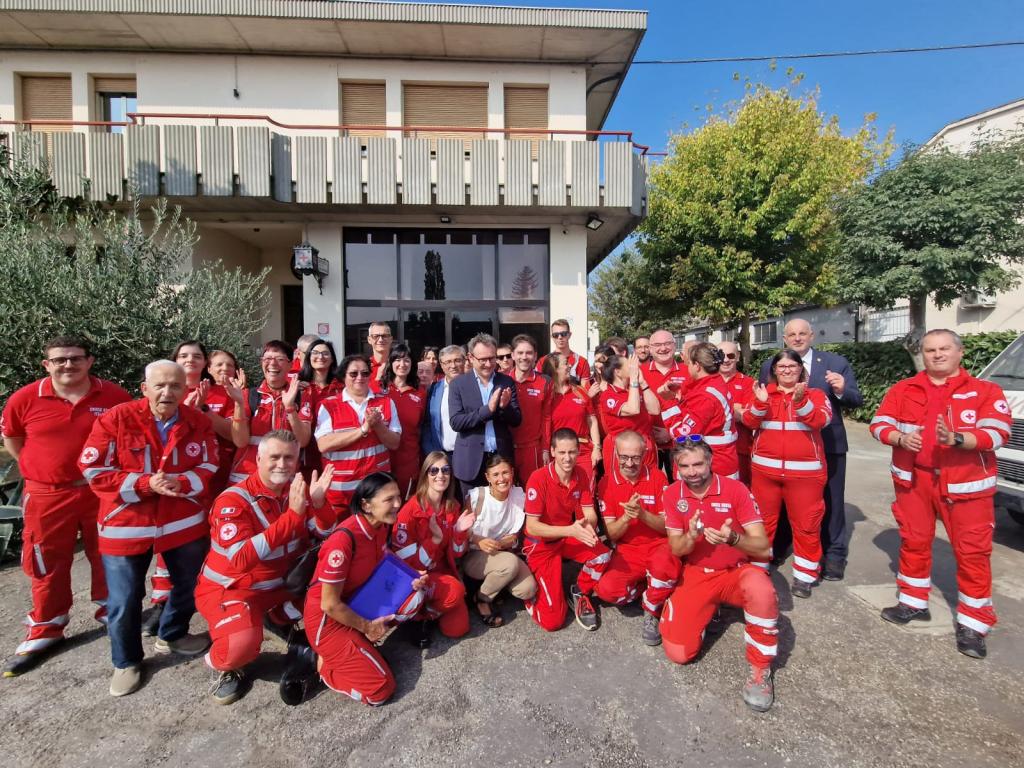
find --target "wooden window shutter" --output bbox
[21,76,72,132]
[93,76,137,94]
[504,86,548,157]
[402,84,488,145]
[341,82,386,139]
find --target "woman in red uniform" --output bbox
[598,354,660,472]
[304,473,426,706]
[392,452,475,647]
[298,338,342,479]
[381,343,426,500]
[543,353,601,485]
[662,343,739,481]
[741,350,832,597]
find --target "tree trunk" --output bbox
[738,313,752,370]
[904,295,927,371]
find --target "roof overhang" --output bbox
[0,0,646,130]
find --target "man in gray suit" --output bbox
[759,319,862,581]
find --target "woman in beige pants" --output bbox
[462,455,537,627]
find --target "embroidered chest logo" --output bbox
[394,527,408,545]
[639,494,656,507]
[606,398,617,410]
[89,407,107,417]
[995,400,1010,415]
[710,502,733,513]
[185,442,202,458]
[960,410,977,424]
[327,550,345,568]
[676,500,688,513]
[527,388,542,397]
[572,490,581,499]
[80,446,99,464]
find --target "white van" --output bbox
[977,332,1024,526]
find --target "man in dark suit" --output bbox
[449,333,522,490]
[421,345,466,459]
[759,319,862,581]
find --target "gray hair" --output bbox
[295,334,319,353]
[922,328,963,348]
[467,333,498,355]
[256,429,299,457]
[439,344,464,360]
[144,359,183,380]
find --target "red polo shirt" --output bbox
[599,383,654,442]
[664,475,762,570]
[537,351,591,385]
[511,370,552,448]
[524,463,593,527]
[597,464,668,547]
[1,376,131,484]
[310,514,388,600]
[551,386,593,440]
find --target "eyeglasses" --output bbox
[427,465,452,477]
[616,453,645,465]
[650,342,675,349]
[774,365,802,372]
[674,434,704,444]
[551,331,570,339]
[723,353,738,360]
[369,333,392,342]
[441,358,464,367]
[310,351,332,359]
[46,355,88,366]
[496,353,512,361]
[473,355,497,364]
[347,370,371,379]
[261,356,290,365]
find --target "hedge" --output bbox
[745,330,1019,423]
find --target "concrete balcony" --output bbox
[2,119,648,218]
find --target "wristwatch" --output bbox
[952,432,965,447]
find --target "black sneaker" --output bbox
[210,669,246,705]
[791,579,812,599]
[822,558,846,581]
[2,638,66,678]
[955,625,987,659]
[141,603,164,638]
[280,643,318,706]
[412,620,434,649]
[570,586,599,631]
[880,603,931,625]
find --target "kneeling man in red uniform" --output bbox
[523,429,611,631]
[196,430,336,704]
[660,438,779,712]
[594,430,680,647]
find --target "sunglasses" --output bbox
[496,353,512,361]
[347,370,371,379]
[551,331,570,339]
[674,434,705,444]
[427,465,452,477]
[723,353,738,360]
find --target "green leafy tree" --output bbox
[638,78,890,363]
[588,249,677,339]
[0,145,271,400]
[836,136,1024,354]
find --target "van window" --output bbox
[981,334,1024,390]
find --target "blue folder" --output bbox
[348,552,420,621]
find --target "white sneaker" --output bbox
[109,665,143,697]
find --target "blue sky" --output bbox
[502,0,1024,152]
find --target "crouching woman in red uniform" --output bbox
[741,350,832,597]
[303,473,427,706]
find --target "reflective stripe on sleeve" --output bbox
[119,473,143,504]
[794,399,814,417]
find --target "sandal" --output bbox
[475,596,504,628]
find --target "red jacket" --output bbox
[79,399,219,556]
[741,386,831,478]
[392,495,469,576]
[722,372,755,456]
[870,369,1011,499]
[663,374,738,478]
[198,472,337,595]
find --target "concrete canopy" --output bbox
[0,0,647,130]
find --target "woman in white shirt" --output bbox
[462,455,537,627]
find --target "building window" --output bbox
[19,75,72,141]
[94,76,137,134]
[720,327,737,342]
[403,83,488,145]
[340,81,386,140]
[504,85,548,154]
[753,321,778,345]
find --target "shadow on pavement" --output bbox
[872,527,961,612]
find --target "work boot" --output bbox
[571,585,599,631]
[822,558,846,581]
[141,603,164,637]
[2,638,66,678]
[211,669,247,705]
[154,633,211,656]
[411,620,434,649]
[641,613,662,646]
[280,642,318,706]
[742,666,774,712]
[791,579,812,599]
[880,604,931,625]
[955,625,987,659]
[109,665,143,697]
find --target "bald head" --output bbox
[717,341,739,377]
[614,430,646,479]
[783,319,813,355]
[650,329,676,365]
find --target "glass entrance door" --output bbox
[402,310,446,361]
[450,309,497,350]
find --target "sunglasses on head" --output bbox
[674,434,705,444]
[428,465,452,477]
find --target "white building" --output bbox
[0,0,648,356]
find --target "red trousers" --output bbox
[514,442,545,488]
[660,563,779,669]
[892,467,997,634]
[413,571,469,638]
[195,583,302,671]
[18,483,107,653]
[150,553,172,605]
[594,538,680,616]
[305,616,395,706]
[523,535,611,631]
[751,470,826,583]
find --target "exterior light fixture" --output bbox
[439,214,452,224]
[291,242,329,294]
[586,213,604,231]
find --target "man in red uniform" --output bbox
[79,360,219,696]
[870,329,1009,659]
[1,337,131,677]
[367,322,394,393]
[523,429,610,631]
[537,319,591,387]
[594,431,680,646]
[510,334,553,485]
[643,329,688,477]
[718,341,755,486]
[660,439,778,712]
[196,430,336,704]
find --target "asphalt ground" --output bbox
[2,422,1023,768]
